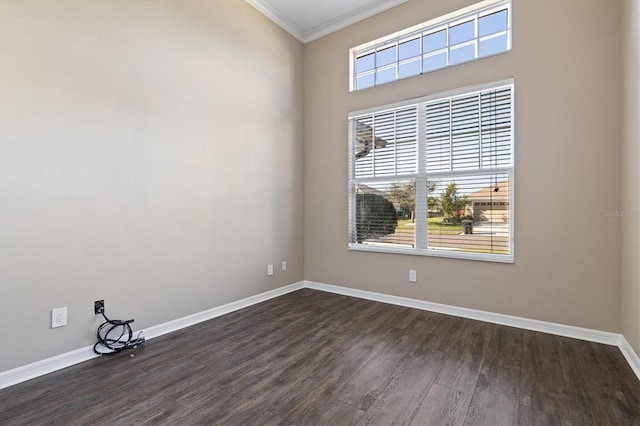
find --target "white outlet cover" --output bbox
[409,270,417,283]
[267,264,274,276]
[52,307,67,328]
[282,261,287,271]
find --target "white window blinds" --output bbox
[353,106,418,179]
[425,86,512,173]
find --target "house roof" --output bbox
[467,179,509,201]
[355,183,386,196]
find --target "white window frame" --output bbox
[348,79,515,263]
[350,0,512,91]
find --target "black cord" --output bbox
[94,311,145,355]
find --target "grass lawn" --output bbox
[397,218,463,235]
[457,248,510,255]
[384,219,508,255]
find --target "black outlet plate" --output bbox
[94,300,104,315]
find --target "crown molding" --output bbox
[246,0,305,42]
[246,0,409,44]
[303,0,408,43]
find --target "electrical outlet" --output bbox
[409,269,417,283]
[94,300,104,315]
[282,261,287,271]
[52,307,67,328]
[267,264,274,276]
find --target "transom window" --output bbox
[351,0,511,91]
[348,80,514,262]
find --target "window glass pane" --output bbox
[399,37,420,60]
[450,43,475,65]
[356,52,375,73]
[352,2,512,91]
[376,45,397,67]
[354,181,415,247]
[427,175,510,255]
[479,34,508,57]
[423,52,447,72]
[399,59,421,79]
[376,67,396,85]
[423,29,446,53]
[479,9,507,37]
[449,20,475,45]
[356,73,375,90]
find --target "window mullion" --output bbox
[446,23,451,66]
[395,40,399,80]
[474,15,479,59]
[419,32,424,74]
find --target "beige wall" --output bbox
[0,0,304,371]
[304,0,623,331]
[621,0,640,354]
[1,0,635,376]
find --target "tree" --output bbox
[388,182,415,222]
[427,180,439,215]
[356,193,398,243]
[387,180,439,222]
[440,183,468,223]
[428,196,440,213]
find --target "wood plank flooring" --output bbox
[1,289,638,425]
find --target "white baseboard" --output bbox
[143,281,304,340]
[0,281,304,390]
[0,345,98,391]
[303,281,620,345]
[619,335,640,380]
[304,280,640,382]
[2,279,638,389]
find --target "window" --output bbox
[351,0,511,91]
[348,80,514,262]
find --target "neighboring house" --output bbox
[354,183,386,197]
[466,180,509,223]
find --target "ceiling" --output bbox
[246,0,408,44]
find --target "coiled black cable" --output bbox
[94,311,145,355]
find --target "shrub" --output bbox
[356,193,398,243]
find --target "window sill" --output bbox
[348,243,514,263]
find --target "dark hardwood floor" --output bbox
[1,289,639,425]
